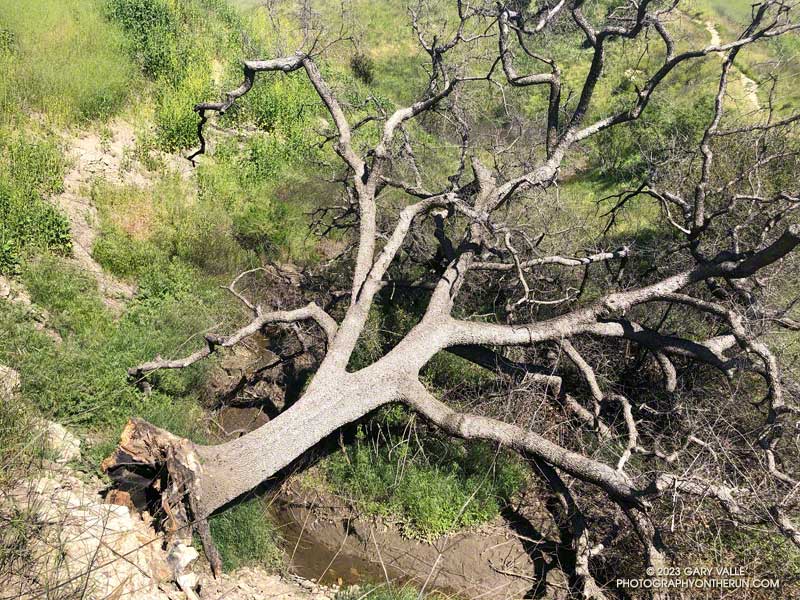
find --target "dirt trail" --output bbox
[704,20,760,111]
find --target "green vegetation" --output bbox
[0,0,135,123]
[106,0,240,150]
[325,408,527,540]
[207,499,283,571]
[336,584,432,600]
[0,131,70,273]
[0,254,230,463]
[0,0,323,572]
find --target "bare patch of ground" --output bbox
[53,121,140,310]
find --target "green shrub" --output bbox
[238,73,317,134]
[106,0,180,79]
[92,231,162,280]
[350,53,375,85]
[107,0,248,151]
[169,209,251,275]
[591,87,714,183]
[231,200,293,256]
[21,255,109,336]
[0,183,71,274]
[135,258,201,301]
[207,499,283,571]
[154,66,212,151]
[194,140,319,263]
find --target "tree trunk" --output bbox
[194,370,397,513]
[105,368,402,519]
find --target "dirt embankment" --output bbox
[51,120,193,312]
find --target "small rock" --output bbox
[0,274,32,306]
[37,419,81,463]
[106,489,136,511]
[168,543,199,573]
[0,364,21,399]
[298,579,316,590]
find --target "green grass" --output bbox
[0,0,136,124]
[0,130,70,274]
[336,584,434,600]
[91,175,257,278]
[206,498,283,571]
[324,408,527,540]
[0,254,240,464]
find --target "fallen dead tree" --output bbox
[104,2,800,598]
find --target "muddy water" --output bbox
[264,490,557,600]
[269,501,410,589]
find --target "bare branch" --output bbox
[129,303,338,379]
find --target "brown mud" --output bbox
[264,480,570,600]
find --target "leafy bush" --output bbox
[591,88,714,183]
[231,200,294,256]
[107,0,244,150]
[106,0,180,79]
[239,73,317,134]
[207,499,283,571]
[325,412,527,540]
[194,138,320,262]
[92,231,162,280]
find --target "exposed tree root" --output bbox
[101,419,223,591]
